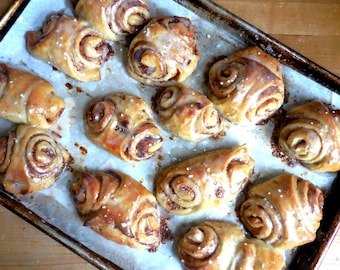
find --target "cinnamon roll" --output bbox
[0,64,65,128]
[26,14,114,82]
[84,92,164,162]
[127,16,200,85]
[152,84,223,141]
[239,174,324,250]
[74,0,150,41]
[0,125,73,196]
[208,46,284,125]
[275,101,340,172]
[155,145,254,215]
[178,221,285,270]
[71,170,161,251]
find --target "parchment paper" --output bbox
[0,1,338,269]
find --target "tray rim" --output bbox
[0,0,30,41]
[0,0,339,269]
[184,0,340,93]
[2,179,338,270]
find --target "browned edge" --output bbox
[0,0,30,41]
[0,190,122,270]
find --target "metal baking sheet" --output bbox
[0,0,339,269]
[0,0,30,41]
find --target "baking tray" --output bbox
[0,0,339,269]
[0,0,30,41]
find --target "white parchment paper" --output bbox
[0,0,339,269]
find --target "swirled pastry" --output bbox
[127,16,200,85]
[74,0,150,41]
[0,125,73,196]
[178,221,285,270]
[155,145,254,215]
[0,64,65,128]
[71,170,161,251]
[275,101,340,172]
[239,174,324,250]
[152,84,223,141]
[208,46,284,125]
[84,92,164,161]
[26,14,114,82]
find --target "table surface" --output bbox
[0,0,339,269]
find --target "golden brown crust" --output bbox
[277,101,340,172]
[239,174,324,250]
[127,16,200,85]
[155,145,254,215]
[208,46,284,125]
[74,0,150,41]
[0,64,65,128]
[0,125,73,195]
[178,221,244,269]
[152,84,223,141]
[26,14,114,82]
[177,221,285,270]
[71,170,161,251]
[230,238,285,270]
[84,92,164,162]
